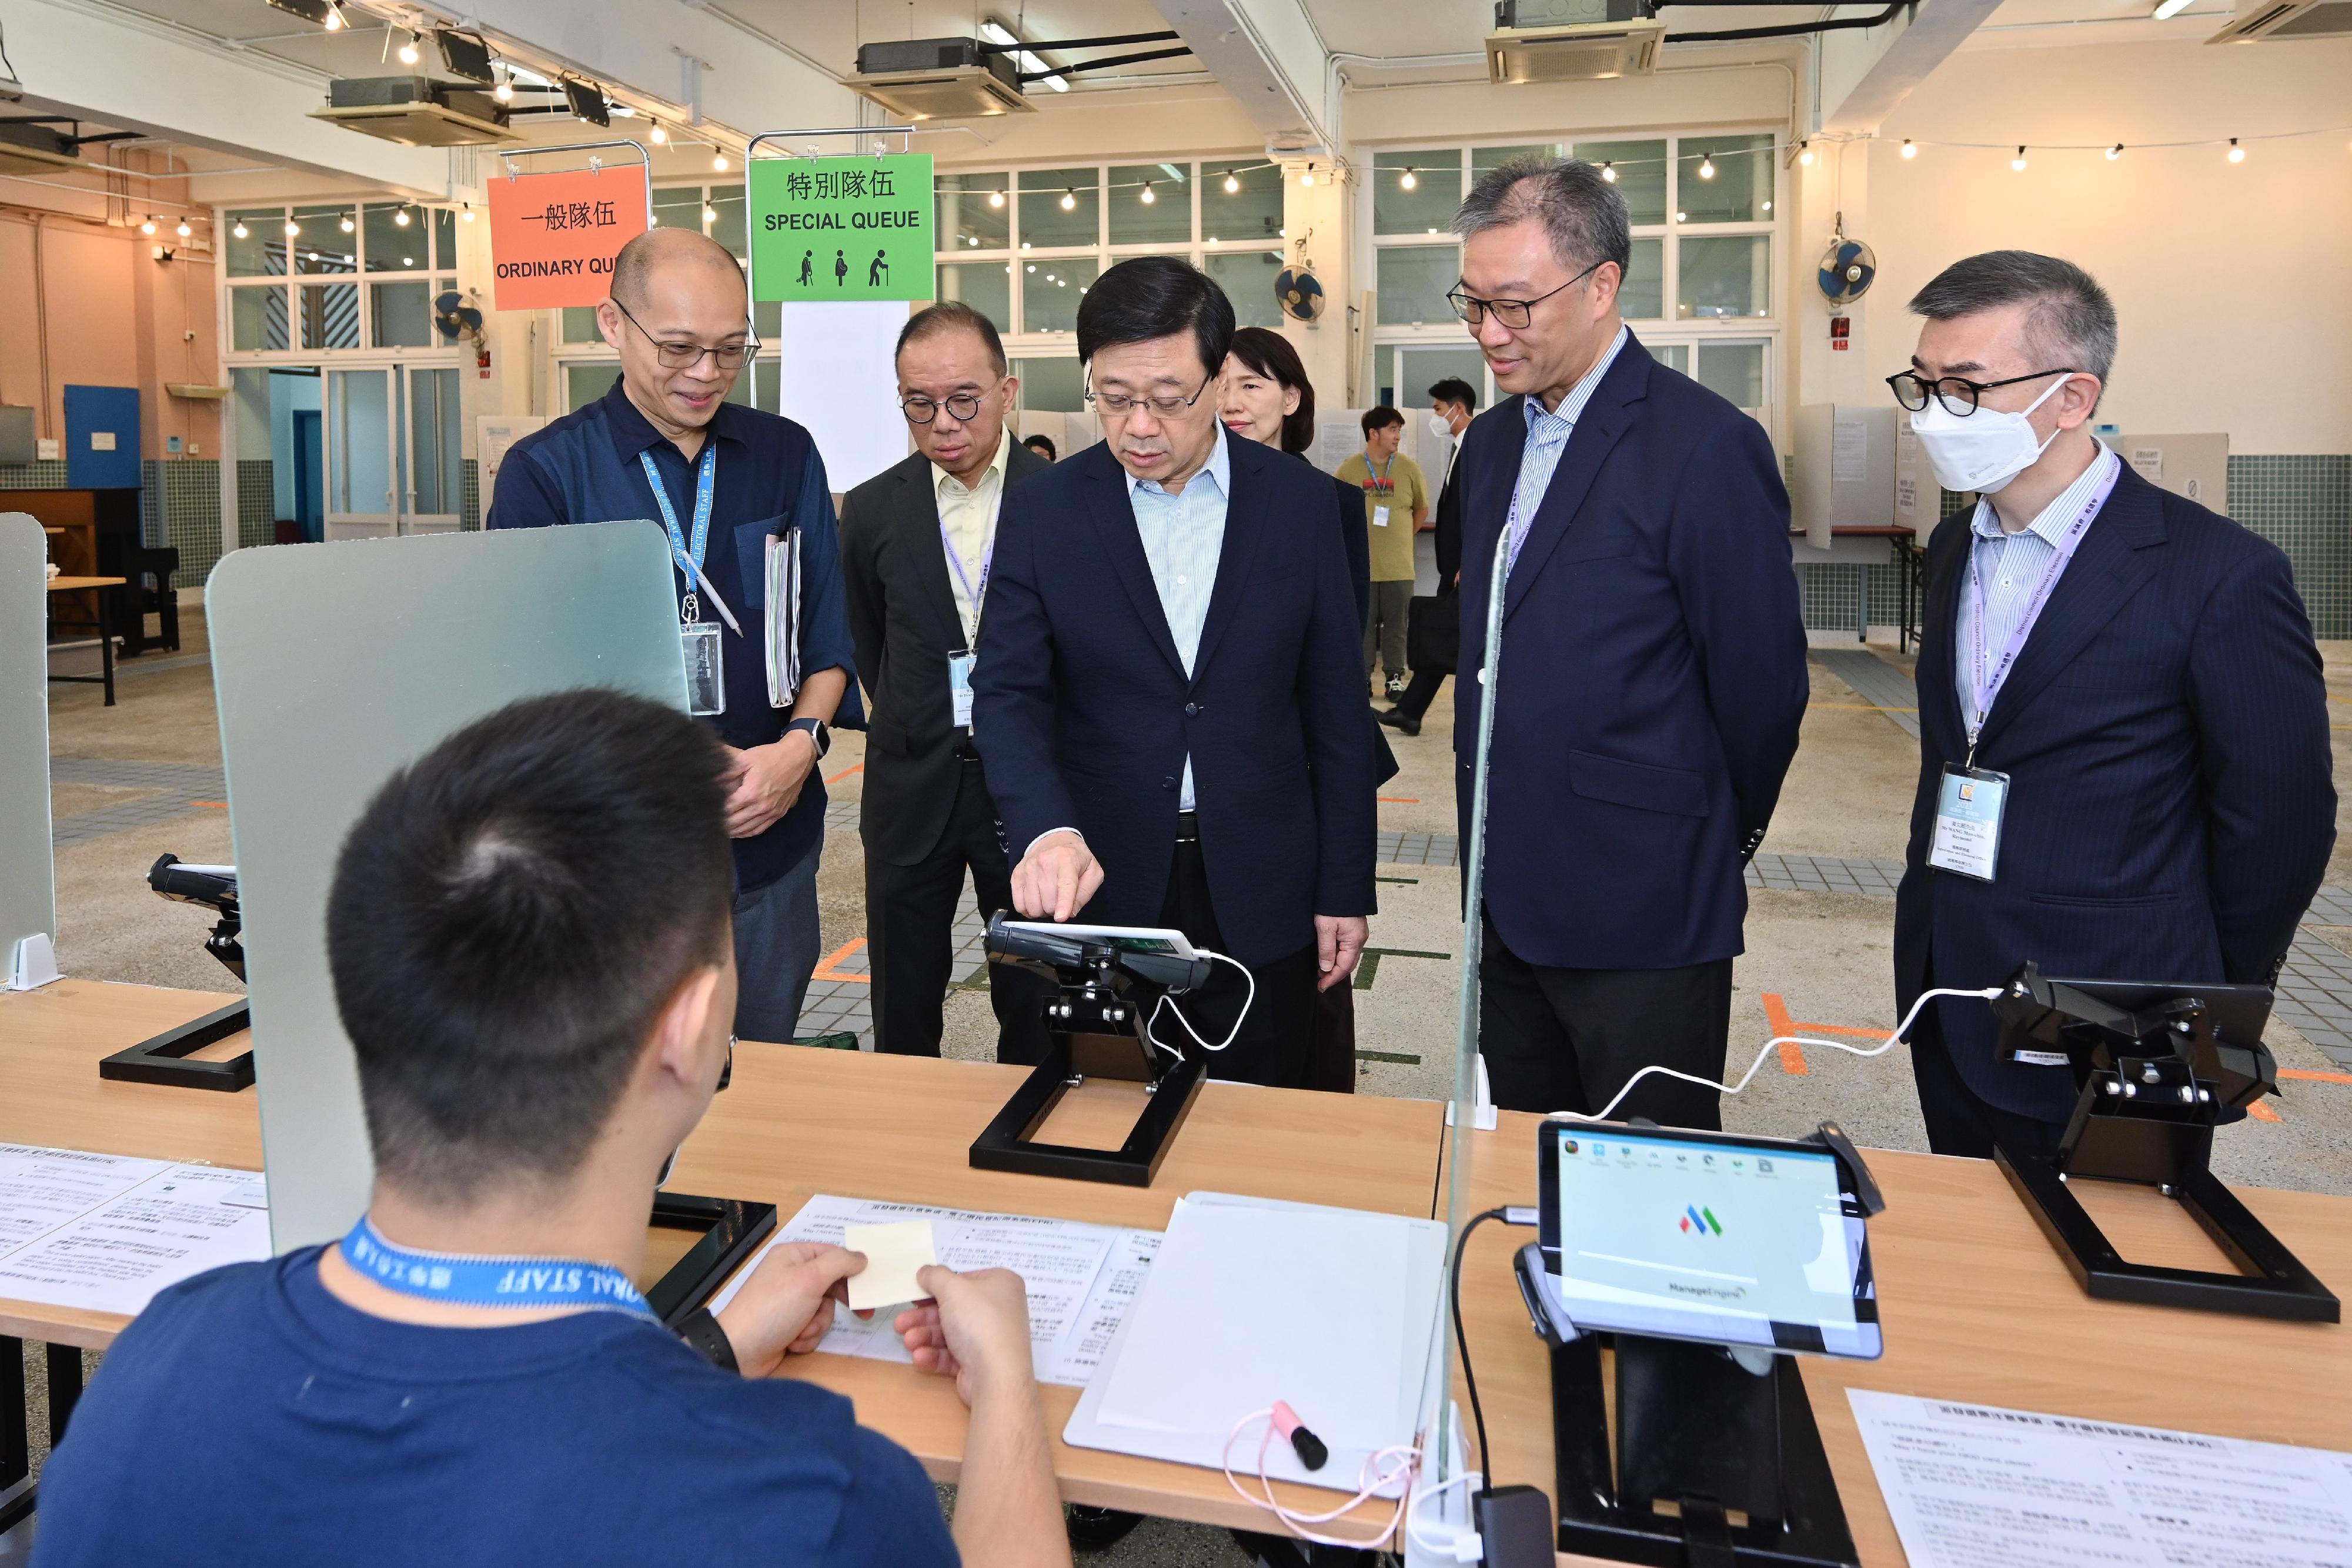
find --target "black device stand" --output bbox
[98,1001,254,1091]
[643,1193,778,1328]
[968,1026,1207,1187]
[1551,1332,1858,1568]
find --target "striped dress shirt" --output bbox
[1127,426,1232,811]
[1505,322,1631,574]
[1955,442,2123,735]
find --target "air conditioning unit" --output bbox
[1488,0,1664,82]
[850,37,1034,119]
[2207,0,2352,40]
[310,76,519,147]
[0,122,82,176]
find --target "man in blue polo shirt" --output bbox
[490,228,858,1045]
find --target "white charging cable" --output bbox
[1404,1469,1489,1562]
[1143,948,1255,1061]
[1551,985,2006,1124]
[1221,1408,1419,1549]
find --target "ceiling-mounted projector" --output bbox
[1488,0,1664,82]
[849,37,1034,120]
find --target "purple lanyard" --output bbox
[941,519,992,634]
[1967,454,2120,748]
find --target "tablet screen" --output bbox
[1544,1127,1880,1358]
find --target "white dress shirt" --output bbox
[933,429,1011,644]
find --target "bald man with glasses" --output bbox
[490,226,861,1048]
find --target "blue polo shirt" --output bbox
[489,379,863,891]
[32,1249,957,1567]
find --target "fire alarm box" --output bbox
[1829,315,1851,352]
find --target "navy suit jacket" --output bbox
[971,437,1376,966]
[1454,333,1809,969]
[1895,464,2334,1122]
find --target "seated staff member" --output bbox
[841,302,1054,1062]
[34,690,1066,1568]
[973,257,1376,1089]
[1335,407,1429,700]
[1217,324,1399,1093]
[1893,250,2334,1158]
[490,228,858,1045]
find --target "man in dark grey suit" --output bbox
[841,302,1054,1061]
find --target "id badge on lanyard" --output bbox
[949,649,976,728]
[645,446,724,717]
[1928,764,2009,881]
[942,519,992,733]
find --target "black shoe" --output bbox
[1066,1505,1145,1553]
[1376,706,1420,736]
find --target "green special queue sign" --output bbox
[749,153,934,303]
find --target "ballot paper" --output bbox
[707,1194,1161,1387]
[0,1152,270,1317]
[841,1218,937,1311]
[1850,1388,2352,1568]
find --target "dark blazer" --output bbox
[1454,332,1809,970]
[972,436,1377,966]
[1894,463,2334,1122]
[840,439,1050,867]
[1318,464,1399,785]
[1431,434,1464,591]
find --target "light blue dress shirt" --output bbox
[1955,443,2122,735]
[1126,426,1232,811]
[1504,323,1630,574]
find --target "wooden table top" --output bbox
[45,576,126,591]
[0,979,1446,1533]
[1452,1109,2352,1567]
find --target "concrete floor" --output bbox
[21,610,2352,1565]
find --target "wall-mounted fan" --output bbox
[1817,218,1876,307]
[1275,233,1324,323]
[435,289,486,347]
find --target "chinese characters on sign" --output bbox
[485,163,652,310]
[749,153,934,303]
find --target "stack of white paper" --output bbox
[0,1144,272,1317]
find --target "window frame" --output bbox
[216,202,469,365]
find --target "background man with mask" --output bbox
[1451,154,1808,1127]
[489,228,858,1047]
[1383,377,1478,737]
[841,302,1054,1063]
[1893,250,2333,1158]
[973,256,1375,1089]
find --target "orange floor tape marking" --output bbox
[2280,1069,2352,1085]
[1759,994,1806,1075]
[825,764,864,784]
[2247,1099,2282,1121]
[810,937,871,984]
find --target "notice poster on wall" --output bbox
[749,154,935,303]
[486,163,652,311]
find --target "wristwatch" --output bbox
[786,717,831,758]
[676,1306,739,1372]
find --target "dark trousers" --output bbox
[1478,915,1733,1128]
[867,759,1055,1065]
[1158,817,1320,1088]
[1907,1002,2067,1160]
[1391,666,1448,721]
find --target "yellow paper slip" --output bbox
[843,1218,939,1310]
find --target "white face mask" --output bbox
[1908,374,2073,494]
[1427,410,1455,442]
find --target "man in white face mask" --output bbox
[1892,249,2334,1161]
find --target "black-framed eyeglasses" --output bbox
[1887,367,2073,417]
[900,391,987,425]
[610,297,759,371]
[1446,259,1603,329]
[1084,372,1212,417]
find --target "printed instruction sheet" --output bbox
[0,1145,271,1316]
[1850,1388,2352,1568]
[710,1194,1160,1387]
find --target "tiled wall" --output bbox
[235,460,276,549]
[462,457,480,530]
[0,460,72,489]
[142,460,226,584]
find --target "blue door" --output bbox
[290,409,323,541]
[64,385,142,490]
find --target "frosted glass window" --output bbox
[1678,236,1770,319]
[1203,250,1287,329]
[1375,151,1461,236]
[937,170,1010,249]
[1377,246,1460,328]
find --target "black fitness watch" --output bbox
[786,717,831,758]
[676,1306,739,1372]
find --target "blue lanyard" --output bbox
[641,445,716,619]
[338,1216,658,1321]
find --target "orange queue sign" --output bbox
[485,164,650,311]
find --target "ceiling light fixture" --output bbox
[703,204,718,223]
[1299,168,1314,188]
[340,215,355,232]
[1900,139,1916,159]
[394,206,411,226]
[2012,146,2028,171]
[397,31,420,66]
[1697,156,1716,180]
[493,67,513,103]
[139,215,156,235]
[988,189,1005,208]
[1140,182,1155,205]
[232,221,248,239]
[322,0,345,29]
[649,121,666,144]
[713,152,729,172]
[1761,200,1771,212]
[285,219,300,236]
[2151,0,2197,16]
[401,255,414,266]
[176,218,192,238]
[2226,137,2244,163]
[1798,141,1814,167]
[1675,210,1686,222]
[1600,162,1617,183]
[978,19,1067,93]
[461,203,475,222]
[1399,166,1417,190]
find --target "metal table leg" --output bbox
[1,1336,31,1535]
[44,1343,81,1449]
[98,587,115,707]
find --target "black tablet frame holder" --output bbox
[99,1001,254,1091]
[644,1192,779,1328]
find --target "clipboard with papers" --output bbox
[1064,1192,1447,1492]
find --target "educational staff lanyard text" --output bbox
[644,446,717,625]
[340,1216,658,1320]
[1964,458,2119,764]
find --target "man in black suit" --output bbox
[1382,376,1476,736]
[841,302,1054,1062]
[1451,155,1809,1127]
[1893,251,2334,1158]
[971,258,1375,1088]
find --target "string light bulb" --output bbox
[232,221,248,239]
[340,215,355,232]
[1600,162,1617,183]
[285,219,300,236]
[1697,156,1716,180]
[322,0,343,28]
[1299,168,1314,187]
[1900,139,1916,159]
[1139,181,1155,205]
[1223,172,1240,194]
[460,204,475,222]
[2107,143,2124,161]
[139,215,156,235]
[649,121,666,145]
[394,206,412,226]
[988,189,1005,208]
[2012,146,2029,172]
[703,204,718,224]
[493,69,513,103]
[1798,141,1814,167]
[712,152,729,172]
[2226,137,2244,163]
[1060,188,1076,210]
[397,31,420,65]
[1399,166,1417,190]
[176,218,192,238]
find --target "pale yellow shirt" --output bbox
[933,430,1011,644]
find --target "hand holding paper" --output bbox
[844,1218,939,1310]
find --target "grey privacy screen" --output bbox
[208,521,685,1253]
[0,516,56,964]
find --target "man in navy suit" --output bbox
[1451,155,1809,1127]
[971,258,1375,1089]
[1893,251,2333,1157]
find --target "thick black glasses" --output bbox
[1887,367,2073,417]
[612,297,757,371]
[901,392,985,425]
[1446,259,1603,329]
[1084,373,1212,417]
